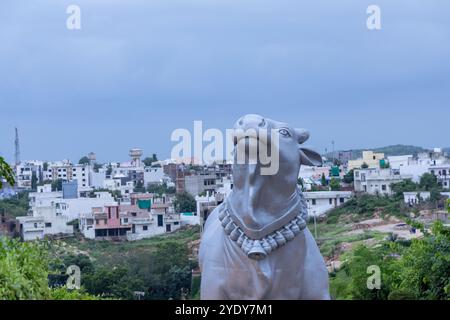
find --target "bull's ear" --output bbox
[295,128,310,144]
[299,148,323,167]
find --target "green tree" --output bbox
[330,178,341,191]
[110,190,121,201]
[78,156,90,165]
[343,169,354,184]
[0,237,96,300]
[106,164,113,176]
[321,173,327,187]
[147,182,175,195]
[420,173,439,191]
[346,245,393,300]
[133,180,145,193]
[51,179,64,191]
[395,221,450,299]
[391,179,418,200]
[93,163,102,172]
[31,172,38,191]
[173,192,196,213]
[143,154,159,167]
[0,191,30,218]
[0,157,15,189]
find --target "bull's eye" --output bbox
[278,128,291,137]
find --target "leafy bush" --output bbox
[0,237,97,300]
[332,221,450,300]
[0,237,50,299]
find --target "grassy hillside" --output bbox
[48,225,201,300]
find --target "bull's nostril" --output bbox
[259,119,266,127]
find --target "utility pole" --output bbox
[15,127,21,166]
[332,140,335,165]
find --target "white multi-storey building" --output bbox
[15,160,45,190]
[429,165,450,190]
[41,160,92,189]
[354,168,413,196]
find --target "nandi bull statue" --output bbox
[199,114,330,300]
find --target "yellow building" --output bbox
[348,151,385,170]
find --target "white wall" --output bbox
[304,191,353,217]
[144,167,164,186]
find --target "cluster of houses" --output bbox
[16,182,186,241]
[1,146,449,241]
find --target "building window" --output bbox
[329,199,332,205]
[34,223,38,228]
[157,215,163,227]
[382,185,387,191]
[340,198,344,204]
[174,222,179,225]
[143,225,148,231]
[312,199,316,206]
[45,223,52,228]
[124,218,128,223]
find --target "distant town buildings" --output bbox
[3,145,450,242]
[348,151,386,170]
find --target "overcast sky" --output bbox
[1,0,449,163]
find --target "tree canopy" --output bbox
[143,154,159,167]
[0,157,15,189]
[173,192,196,213]
[78,156,90,165]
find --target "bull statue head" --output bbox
[226,114,323,259]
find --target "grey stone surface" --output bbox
[199,114,330,300]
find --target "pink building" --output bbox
[93,205,131,237]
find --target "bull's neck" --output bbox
[228,164,297,219]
